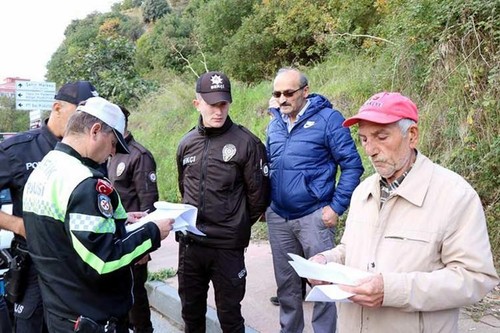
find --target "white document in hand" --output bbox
[126,201,205,236]
[288,253,372,302]
[288,253,371,285]
[305,285,354,302]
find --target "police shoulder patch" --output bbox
[148,172,157,183]
[261,162,269,177]
[97,193,113,218]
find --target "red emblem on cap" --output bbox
[96,179,113,195]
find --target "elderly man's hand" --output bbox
[322,205,338,228]
[341,274,384,308]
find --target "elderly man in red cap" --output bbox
[309,92,499,333]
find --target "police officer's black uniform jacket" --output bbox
[107,133,158,212]
[22,142,162,323]
[176,116,270,249]
[0,122,58,247]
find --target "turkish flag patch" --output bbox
[96,179,114,195]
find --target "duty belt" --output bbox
[176,231,198,245]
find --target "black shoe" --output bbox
[270,296,279,306]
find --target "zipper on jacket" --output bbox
[276,122,291,212]
[199,138,210,216]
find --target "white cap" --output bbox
[76,97,130,154]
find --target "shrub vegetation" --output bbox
[2,0,497,267]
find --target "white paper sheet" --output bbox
[288,253,371,285]
[288,253,373,302]
[305,285,354,302]
[126,201,205,236]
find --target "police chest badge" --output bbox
[222,144,236,162]
[116,162,126,177]
[97,194,113,218]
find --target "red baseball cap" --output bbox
[343,92,418,127]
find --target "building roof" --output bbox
[0,77,30,95]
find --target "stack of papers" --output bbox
[126,201,205,236]
[287,253,372,302]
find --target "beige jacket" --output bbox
[322,152,499,333]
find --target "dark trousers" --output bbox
[0,296,11,333]
[177,241,246,333]
[45,311,75,333]
[13,263,47,333]
[129,263,153,333]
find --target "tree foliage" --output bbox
[222,0,336,82]
[0,97,29,132]
[46,12,153,106]
[120,0,144,11]
[193,0,257,70]
[135,12,196,75]
[40,0,500,268]
[142,0,172,23]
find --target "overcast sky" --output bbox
[0,0,121,82]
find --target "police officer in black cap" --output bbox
[0,81,98,333]
[176,72,270,333]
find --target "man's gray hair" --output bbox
[398,118,416,136]
[64,111,113,137]
[276,67,309,88]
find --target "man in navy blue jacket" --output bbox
[266,68,363,333]
[0,81,98,333]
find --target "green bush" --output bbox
[148,267,177,280]
[135,12,195,75]
[223,0,336,82]
[142,0,171,23]
[0,97,29,132]
[45,0,500,267]
[192,0,257,70]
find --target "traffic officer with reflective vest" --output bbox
[23,96,174,333]
[0,81,98,333]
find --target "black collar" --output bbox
[197,116,233,136]
[55,142,101,170]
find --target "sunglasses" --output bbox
[272,85,307,98]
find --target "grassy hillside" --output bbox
[129,54,499,268]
